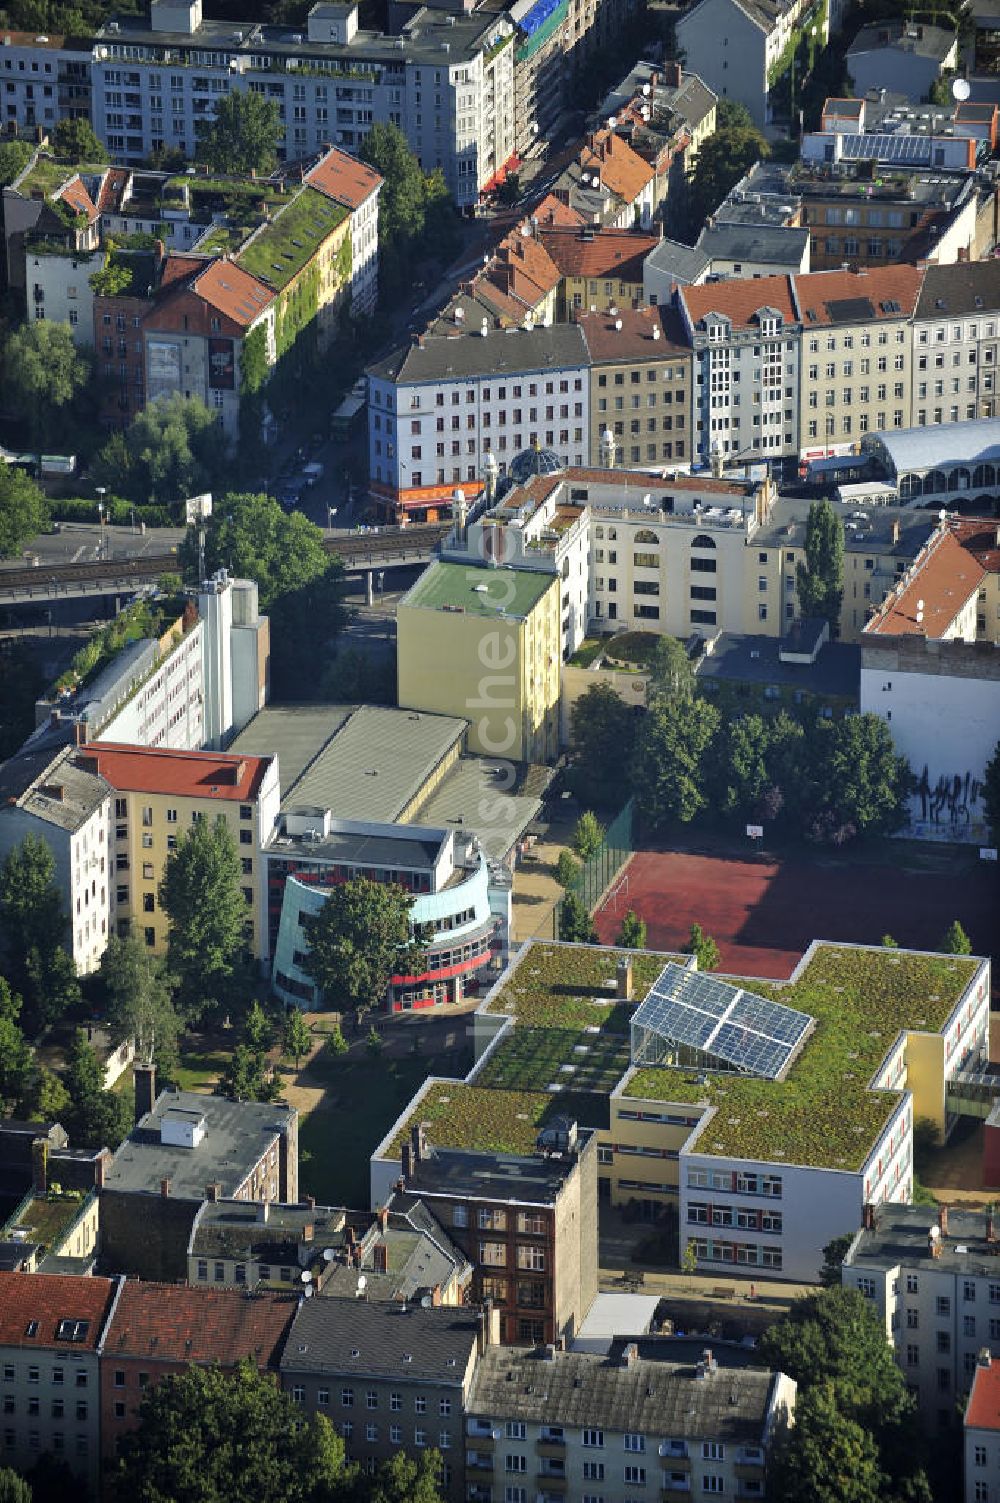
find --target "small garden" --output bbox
[600,631,661,673]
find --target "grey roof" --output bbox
[189,1200,348,1264]
[411,756,550,862]
[665,72,718,130]
[288,706,467,823]
[915,259,1000,320]
[0,744,109,834]
[644,237,711,286]
[105,1089,296,1201]
[369,324,589,386]
[406,1141,589,1207]
[467,1343,780,1440]
[266,818,445,872]
[322,1195,470,1303]
[757,494,936,560]
[699,222,809,267]
[229,703,355,801]
[280,1296,481,1382]
[863,417,1000,475]
[848,20,956,61]
[845,1203,1000,1274]
[695,632,860,701]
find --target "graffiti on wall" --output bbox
[916,765,983,826]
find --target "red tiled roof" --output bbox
[967,1358,1000,1430]
[306,146,382,210]
[680,273,799,331]
[58,177,97,221]
[579,129,654,205]
[793,265,924,324]
[81,744,273,802]
[866,527,986,637]
[952,516,1000,574]
[191,259,274,327]
[578,303,689,362]
[160,253,209,289]
[104,1283,297,1366]
[539,227,659,283]
[531,193,586,229]
[97,167,130,216]
[0,1272,116,1350]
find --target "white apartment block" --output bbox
[465,1340,796,1503]
[845,1207,1000,1431]
[911,262,1000,429]
[90,0,514,211]
[25,243,106,346]
[0,29,91,133]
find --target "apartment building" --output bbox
[0,741,111,975]
[279,1297,489,1500]
[846,21,958,102]
[542,226,658,320]
[597,60,718,214]
[843,1205,1000,1428]
[547,130,655,230]
[676,0,827,129]
[99,1282,297,1460]
[90,0,514,211]
[911,260,1000,429]
[0,30,91,133]
[677,274,803,465]
[367,323,590,522]
[396,559,561,763]
[303,145,382,315]
[965,1351,1000,1503]
[80,741,279,961]
[0,1271,118,1492]
[371,1118,598,1348]
[465,1338,796,1503]
[578,304,691,468]
[796,264,923,458]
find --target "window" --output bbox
[414,1396,427,1415]
[624,1464,646,1484]
[505,1421,526,1439]
[975,1446,987,1467]
[505,1454,527,1473]
[583,1460,605,1480]
[390,1393,401,1411]
[390,1424,401,1444]
[342,1388,354,1407]
[292,1386,305,1403]
[936,1296,951,1316]
[365,1422,377,1441]
[703,1479,725,1495]
[583,1429,605,1448]
[624,1434,645,1452]
[366,1391,378,1410]
[703,1442,724,1461]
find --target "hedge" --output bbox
[48,497,174,528]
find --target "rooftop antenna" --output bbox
[198,525,206,583]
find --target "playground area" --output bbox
[594,846,999,983]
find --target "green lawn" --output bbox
[299,1051,464,1208]
[173,1046,231,1093]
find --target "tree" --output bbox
[819,1232,854,1287]
[631,697,720,829]
[158,816,247,1024]
[27,1066,71,1122]
[617,909,647,949]
[0,140,32,189]
[282,1010,313,1070]
[796,499,845,629]
[196,89,282,177]
[352,1451,445,1503]
[217,1042,283,1104]
[92,394,224,507]
[716,98,755,131]
[51,117,108,162]
[66,1029,134,1148]
[688,120,769,234]
[881,934,899,948]
[646,635,695,704]
[801,715,912,845]
[709,711,805,823]
[685,923,720,971]
[983,740,1000,843]
[2,322,91,450]
[769,1383,885,1503]
[0,978,33,1116]
[0,833,78,1030]
[0,465,48,559]
[359,123,430,298]
[366,1025,384,1058]
[555,851,581,890]
[569,684,638,808]
[99,933,180,1078]
[0,1467,32,1503]
[940,919,972,955]
[113,1360,346,1503]
[302,879,420,1019]
[558,891,598,943]
[571,810,605,861]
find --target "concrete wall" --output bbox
[677,0,767,127]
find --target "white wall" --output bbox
[677,0,768,127]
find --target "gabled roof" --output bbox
[680,272,799,331]
[280,1297,481,1382]
[579,129,655,205]
[865,528,985,637]
[104,1282,298,1366]
[531,192,587,229]
[0,1271,116,1351]
[793,265,924,324]
[915,258,1000,319]
[967,1358,1000,1431]
[305,145,382,210]
[539,226,659,283]
[578,303,689,362]
[192,257,275,324]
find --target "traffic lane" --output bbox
[4,522,185,569]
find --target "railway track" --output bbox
[0,523,451,596]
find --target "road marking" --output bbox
[71,546,86,562]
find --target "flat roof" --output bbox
[288,705,467,823]
[406,1142,588,1205]
[411,756,549,862]
[267,821,445,871]
[846,1203,1000,1274]
[105,1089,295,1200]
[401,560,556,620]
[228,703,354,794]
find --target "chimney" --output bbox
[134,1062,157,1125]
[418,1123,429,1161]
[346,1225,356,1249]
[891,519,901,545]
[664,60,682,88]
[302,1223,314,1243]
[620,1341,639,1368]
[410,1124,422,1167]
[373,1240,388,1273]
[478,1299,500,1355]
[401,1143,412,1182]
[94,1151,108,1190]
[304,1195,316,1210]
[863,1202,875,1231]
[432,1283,442,1307]
[616,955,634,1001]
[377,1206,388,1232]
[205,1182,221,1202]
[979,1347,993,1369]
[939,1205,949,1237]
[160,1177,171,1197]
[258,1201,270,1224]
[988,1210,996,1243]
[31,1138,48,1195]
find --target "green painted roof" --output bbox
[401,561,557,620]
[237,185,347,291]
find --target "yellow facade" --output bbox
[397,562,561,764]
[602,1093,701,1210]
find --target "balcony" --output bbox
[662,1480,692,1496]
[465,1454,494,1473]
[735,1461,765,1480]
[535,1439,565,1457]
[535,1473,566,1492]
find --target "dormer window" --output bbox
[55,1320,90,1343]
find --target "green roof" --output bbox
[402,561,557,620]
[236,185,347,291]
[195,222,256,256]
[16,154,103,201]
[624,945,979,1170]
[5,1193,87,1255]
[382,939,981,1173]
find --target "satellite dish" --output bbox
[917,599,925,613]
[301,1269,312,1283]
[952,77,971,102]
[357,1275,367,1291]
[642,82,651,96]
[938,508,948,522]
[930,1223,941,1239]
[322,1248,336,1263]
[421,1294,433,1308]
[608,115,617,129]
[304,1284,314,1298]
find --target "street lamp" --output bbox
[96,487,107,559]
[327,505,338,530]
